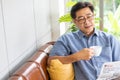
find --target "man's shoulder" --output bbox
[60,31,79,38]
[56,31,79,43]
[97,30,117,42]
[97,30,112,37]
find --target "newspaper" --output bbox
[97,61,120,80]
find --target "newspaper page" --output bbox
[97,61,120,80]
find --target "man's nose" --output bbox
[84,18,90,25]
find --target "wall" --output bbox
[50,0,60,40]
[0,0,60,79]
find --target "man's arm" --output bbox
[48,48,94,65]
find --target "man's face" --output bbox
[73,7,95,36]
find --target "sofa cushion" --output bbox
[47,59,74,80]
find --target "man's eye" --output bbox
[87,16,91,19]
[78,17,84,20]
[78,19,84,22]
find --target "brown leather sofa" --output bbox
[8,41,55,80]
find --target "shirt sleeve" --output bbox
[110,35,120,61]
[49,36,70,56]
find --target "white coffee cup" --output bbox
[90,46,102,56]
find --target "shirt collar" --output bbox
[94,28,99,36]
[77,28,99,39]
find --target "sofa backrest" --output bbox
[8,41,55,80]
[10,62,44,80]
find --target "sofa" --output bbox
[8,41,55,80]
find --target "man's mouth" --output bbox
[85,25,92,28]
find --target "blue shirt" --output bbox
[49,29,120,80]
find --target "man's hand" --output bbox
[73,48,94,61]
